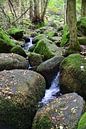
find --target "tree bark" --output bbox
[66,0,80,52]
[81,0,86,17]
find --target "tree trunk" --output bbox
[81,0,86,17]
[66,0,80,52]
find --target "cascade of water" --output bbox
[23,37,33,50]
[40,72,60,105]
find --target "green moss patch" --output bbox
[77,112,86,129]
[0,28,15,47]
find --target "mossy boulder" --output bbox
[37,56,64,87]
[8,27,24,40]
[33,39,54,60]
[11,45,27,57]
[34,39,63,60]
[0,53,29,71]
[28,52,43,67]
[32,93,85,129]
[0,69,46,129]
[60,54,86,99]
[77,112,86,129]
[77,17,86,36]
[0,29,16,53]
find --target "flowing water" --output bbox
[23,37,60,105]
[22,37,33,50]
[39,72,60,106]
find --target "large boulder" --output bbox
[32,93,85,129]
[37,56,64,87]
[60,54,86,99]
[0,53,29,71]
[0,70,46,129]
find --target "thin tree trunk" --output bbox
[41,0,48,22]
[66,0,80,52]
[81,0,86,17]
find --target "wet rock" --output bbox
[32,93,85,129]
[0,69,46,129]
[60,54,86,99]
[0,53,29,71]
[37,56,64,87]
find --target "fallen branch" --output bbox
[12,7,30,24]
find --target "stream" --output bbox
[23,37,61,105]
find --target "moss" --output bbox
[61,54,85,70]
[61,25,69,47]
[8,27,24,40]
[11,45,27,57]
[77,112,86,129]
[33,39,54,60]
[0,28,16,47]
[32,115,52,129]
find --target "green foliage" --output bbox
[61,25,69,47]
[77,17,86,28]
[77,112,86,129]
[0,28,15,47]
[8,27,23,35]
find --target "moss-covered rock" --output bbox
[33,39,54,60]
[0,53,29,71]
[28,52,43,67]
[0,69,46,129]
[32,93,85,129]
[34,39,63,60]
[0,29,16,53]
[77,17,86,36]
[8,27,24,40]
[11,45,27,57]
[77,112,86,129]
[60,54,86,99]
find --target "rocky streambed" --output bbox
[0,23,86,129]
